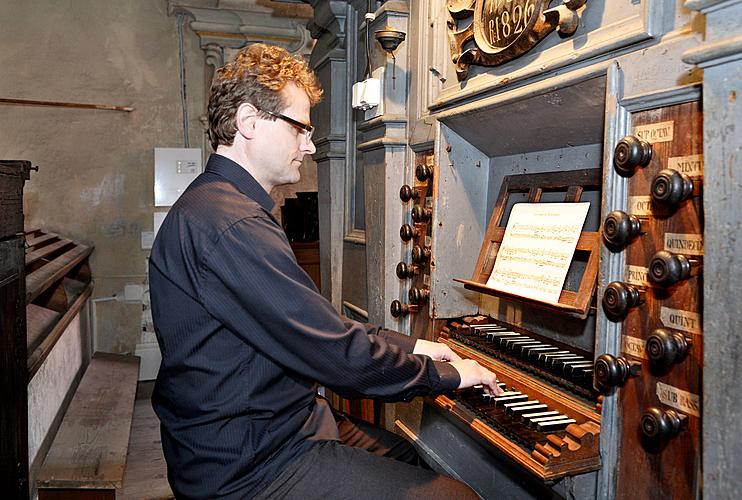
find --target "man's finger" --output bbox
[445,349,462,362]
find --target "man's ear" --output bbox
[235,102,259,140]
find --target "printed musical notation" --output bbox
[486,202,590,304]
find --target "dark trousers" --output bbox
[256,414,479,499]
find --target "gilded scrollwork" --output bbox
[447,0,587,80]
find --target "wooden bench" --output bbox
[37,352,140,499]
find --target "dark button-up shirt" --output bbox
[149,154,460,499]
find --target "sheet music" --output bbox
[486,202,590,304]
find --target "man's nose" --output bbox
[302,138,316,155]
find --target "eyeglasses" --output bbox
[256,107,314,143]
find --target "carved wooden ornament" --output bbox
[447,0,587,80]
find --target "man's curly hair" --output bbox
[207,43,323,150]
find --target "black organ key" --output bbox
[545,354,583,369]
[501,335,532,344]
[579,368,594,380]
[486,331,519,342]
[536,419,577,432]
[511,342,544,355]
[471,325,507,337]
[565,362,594,377]
[515,343,551,357]
[527,346,560,361]
[475,331,513,342]
[497,336,531,348]
[537,350,572,365]
[558,358,589,374]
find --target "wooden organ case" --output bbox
[393,95,705,499]
[386,2,709,493]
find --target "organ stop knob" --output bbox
[399,185,419,202]
[641,407,687,441]
[411,245,431,264]
[411,206,432,223]
[396,262,418,280]
[399,224,418,242]
[646,328,690,371]
[651,169,694,208]
[603,210,642,249]
[594,353,640,393]
[415,164,434,182]
[613,135,653,177]
[648,250,691,287]
[408,287,429,305]
[602,281,643,321]
[390,300,418,318]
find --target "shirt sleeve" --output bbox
[339,316,418,354]
[196,215,460,401]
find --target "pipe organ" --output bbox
[378,1,726,498]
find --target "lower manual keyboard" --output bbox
[456,384,577,449]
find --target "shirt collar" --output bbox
[205,153,275,212]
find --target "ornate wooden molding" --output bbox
[169,1,313,68]
[447,0,587,80]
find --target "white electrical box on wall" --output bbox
[154,148,202,206]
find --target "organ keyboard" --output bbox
[432,316,601,481]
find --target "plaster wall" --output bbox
[0,0,206,353]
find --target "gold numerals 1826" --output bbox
[482,0,538,48]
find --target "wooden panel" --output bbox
[0,237,29,499]
[38,489,115,500]
[614,100,703,499]
[1,160,30,498]
[291,241,321,289]
[0,162,27,239]
[37,353,140,491]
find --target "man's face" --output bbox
[253,82,316,190]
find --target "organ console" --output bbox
[391,100,704,499]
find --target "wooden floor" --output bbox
[120,399,174,499]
